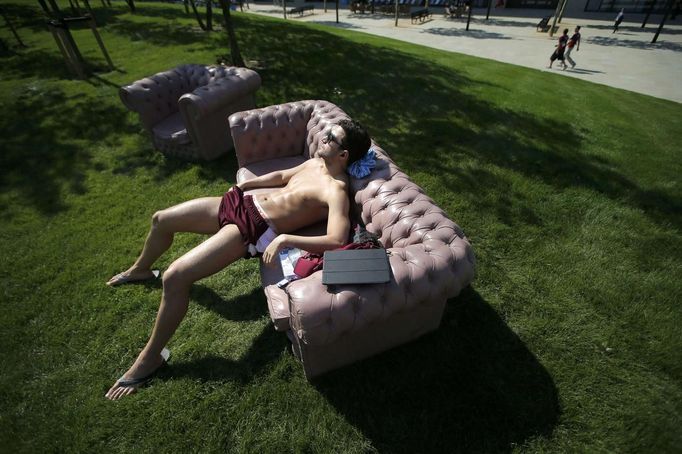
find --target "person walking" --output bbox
[613,8,624,33]
[564,26,581,69]
[548,28,569,70]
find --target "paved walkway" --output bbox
[245,3,682,103]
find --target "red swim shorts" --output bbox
[218,186,269,247]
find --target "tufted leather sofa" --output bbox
[229,100,476,379]
[119,64,261,161]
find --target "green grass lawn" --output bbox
[1,1,681,452]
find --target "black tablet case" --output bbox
[322,249,391,285]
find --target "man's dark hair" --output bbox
[338,119,371,167]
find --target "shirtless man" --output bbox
[105,119,371,400]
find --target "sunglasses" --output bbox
[323,130,344,148]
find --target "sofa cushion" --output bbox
[236,156,306,188]
[151,111,190,144]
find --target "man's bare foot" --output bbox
[107,268,160,286]
[105,348,170,400]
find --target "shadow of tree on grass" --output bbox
[0,84,131,217]
[2,4,679,231]
[106,18,211,48]
[110,136,241,185]
[240,17,679,228]
[0,2,46,32]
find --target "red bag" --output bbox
[293,253,324,278]
[293,224,383,279]
[293,241,378,278]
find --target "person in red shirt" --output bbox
[565,26,581,69]
[548,28,569,70]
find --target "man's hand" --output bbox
[262,235,286,267]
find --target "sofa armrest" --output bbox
[178,67,261,122]
[228,101,317,168]
[287,237,475,347]
[119,68,192,130]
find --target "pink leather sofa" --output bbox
[229,100,476,379]
[120,64,261,161]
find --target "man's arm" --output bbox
[236,161,309,192]
[262,187,350,266]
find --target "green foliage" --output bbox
[1,1,680,452]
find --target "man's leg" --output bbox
[107,197,222,285]
[106,224,248,400]
[565,48,575,67]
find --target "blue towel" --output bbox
[347,148,376,179]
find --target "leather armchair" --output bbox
[120,64,261,161]
[229,100,476,379]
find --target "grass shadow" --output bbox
[1,47,76,80]
[165,321,287,383]
[3,6,679,231]
[0,2,46,32]
[110,136,240,184]
[191,285,269,322]
[0,84,130,216]
[106,17,211,48]
[315,287,560,452]
[240,19,679,229]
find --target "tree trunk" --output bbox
[653,0,674,42]
[188,0,208,31]
[219,0,245,67]
[548,0,564,37]
[642,0,656,27]
[465,1,472,29]
[557,0,568,22]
